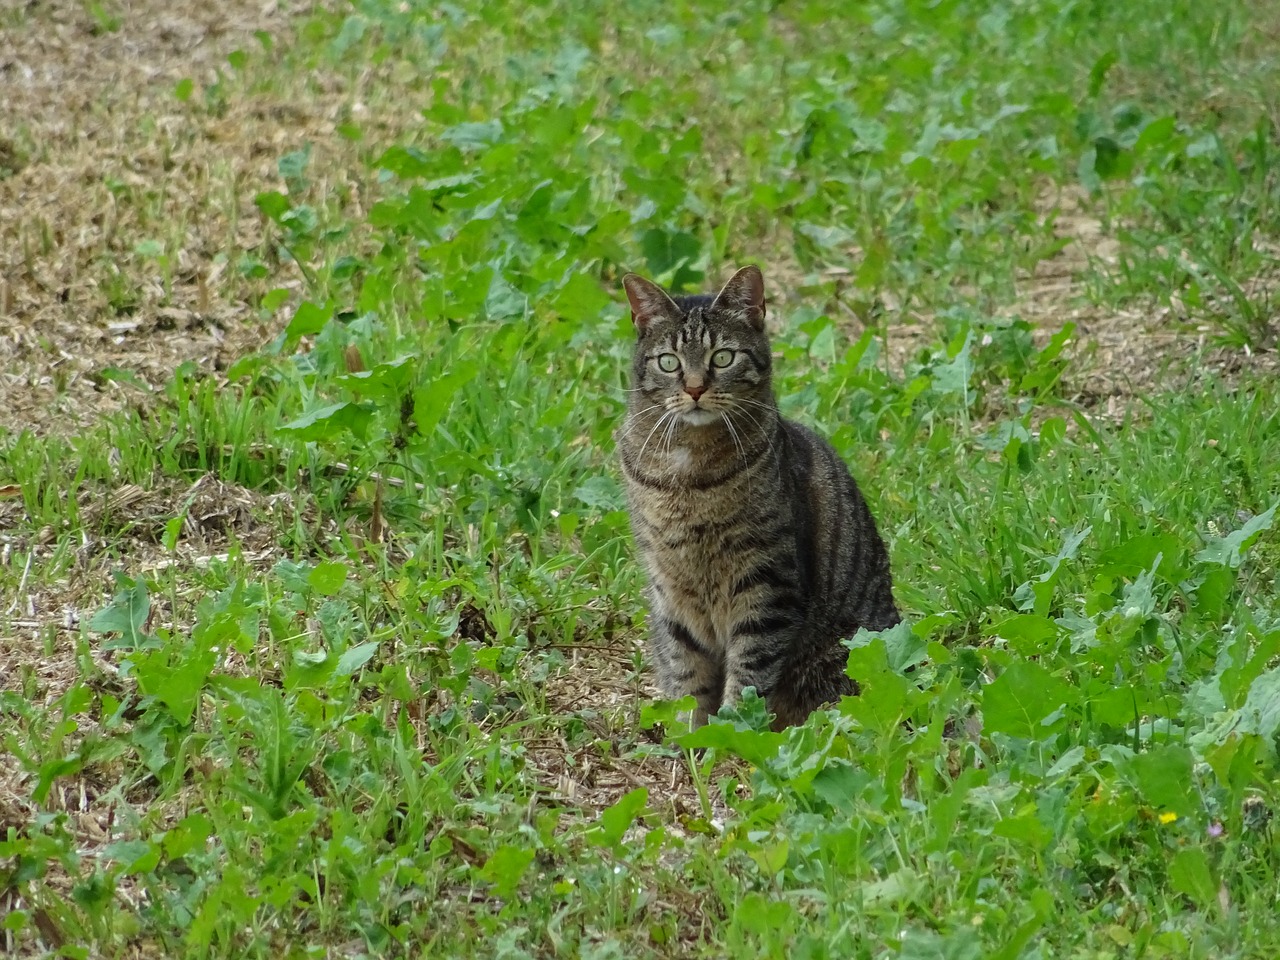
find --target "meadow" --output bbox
[2,0,1279,956]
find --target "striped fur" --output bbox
[618,266,900,730]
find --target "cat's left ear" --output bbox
[711,265,766,331]
[622,274,682,335]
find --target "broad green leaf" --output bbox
[993,613,1060,657]
[101,839,160,875]
[335,641,379,677]
[277,401,375,442]
[283,301,331,348]
[332,355,417,404]
[1234,668,1280,739]
[1087,50,1118,97]
[878,619,929,673]
[640,228,701,286]
[478,844,534,898]
[550,272,611,323]
[1194,566,1237,620]
[161,515,183,553]
[89,576,152,651]
[748,838,790,877]
[1168,847,1217,910]
[573,476,624,511]
[485,274,526,321]
[982,661,1074,739]
[33,755,84,805]
[676,719,785,767]
[639,696,697,730]
[862,869,921,908]
[374,145,434,178]
[810,759,867,814]
[254,190,291,222]
[595,787,648,848]
[992,808,1051,850]
[1195,503,1277,568]
[843,637,913,736]
[278,145,311,187]
[1123,743,1196,816]
[412,362,479,439]
[899,928,983,960]
[308,561,349,596]
[162,813,212,860]
[1046,745,1087,778]
[440,120,503,150]
[808,323,837,364]
[928,332,973,399]
[132,644,216,726]
[1098,532,1186,582]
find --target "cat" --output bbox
[617,265,900,731]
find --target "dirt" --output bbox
[0,5,355,948]
[811,182,1278,419]
[0,0,409,437]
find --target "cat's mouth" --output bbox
[680,408,721,426]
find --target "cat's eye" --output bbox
[655,353,680,373]
[710,348,735,368]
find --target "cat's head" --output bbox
[621,265,773,429]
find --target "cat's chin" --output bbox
[680,409,721,427]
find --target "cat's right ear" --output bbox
[622,274,681,335]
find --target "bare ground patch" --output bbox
[808,182,1278,420]
[0,0,423,437]
[1012,185,1279,416]
[0,472,310,699]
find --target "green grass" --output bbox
[3,0,1280,957]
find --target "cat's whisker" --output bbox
[636,409,676,461]
[721,411,746,460]
[664,401,689,451]
[623,404,663,424]
[728,404,779,459]
[728,403,767,435]
[661,412,681,456]
[620,405,664,440]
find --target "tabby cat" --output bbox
[618,265,900,730]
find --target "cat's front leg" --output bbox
[648,610,723,729]
[721,611,800,727]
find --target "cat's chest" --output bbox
[667,446,694,471]
[633,488,757,583]
[635,497,769,641]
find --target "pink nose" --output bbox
[685,384,706,401]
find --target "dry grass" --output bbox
[0,0,423,436]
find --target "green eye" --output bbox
[710,348,735,368]
[656,353,680,373]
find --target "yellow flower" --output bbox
[1158,812,1178,825]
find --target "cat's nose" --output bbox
[684,384,706,401]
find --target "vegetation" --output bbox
[2,0,1278,956]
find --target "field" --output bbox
[2,0,1280,956]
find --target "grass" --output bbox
[2,0,1280,957]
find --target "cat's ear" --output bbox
[622,274,681,334]
[711,265,766,330]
